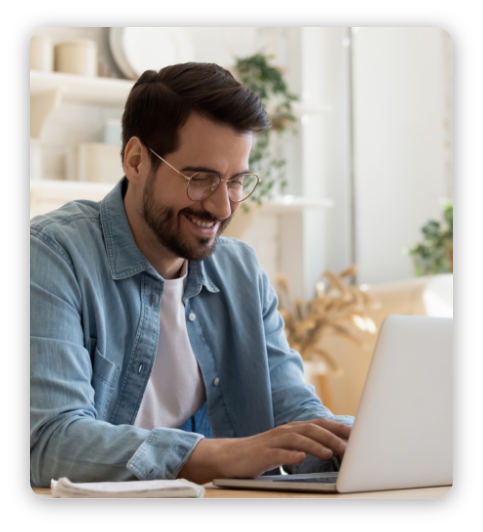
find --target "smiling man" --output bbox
[30,63,354,487]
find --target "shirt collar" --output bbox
[184,260,220,301]
[100,178,148,280]
[100,177,220,296]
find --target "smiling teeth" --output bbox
[189,217,215,228]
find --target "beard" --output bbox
[140,171,233,261]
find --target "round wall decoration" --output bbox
[109,27,195,80]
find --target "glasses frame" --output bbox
[148,148,261,203]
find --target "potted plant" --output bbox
[222,53,299,240]
[404,199,453,276]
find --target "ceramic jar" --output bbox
[54,39,98,77]
[30,35,54,72]
[66,143,122,183]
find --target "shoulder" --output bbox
[210,236,260,271]
[30,200,102,259]
[31,200,101,235]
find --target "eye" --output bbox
[228,177,244,188]
[189,173,220,188]
[189,175,206,183]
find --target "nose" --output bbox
[201,181,235,221]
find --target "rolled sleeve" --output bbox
[127,428,204,480]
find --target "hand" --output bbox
[178,418,351,484]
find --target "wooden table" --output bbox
[32,484,451,499]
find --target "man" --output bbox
[30,62,354,487]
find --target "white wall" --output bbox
[352,27,453,285]
[316,28,354,276]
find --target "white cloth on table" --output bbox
[50,477,205,498]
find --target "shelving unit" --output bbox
[29,69,333,216]
[30,70,132,139]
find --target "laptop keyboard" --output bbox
[268,476,338,484]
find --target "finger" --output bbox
[269,449,306,467]
[281,423,348,456]
[277,432,336,460]
[320,419,352,439]
[290,418,352,440]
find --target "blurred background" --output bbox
[30,27,453,416]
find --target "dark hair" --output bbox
[121,62,270,171]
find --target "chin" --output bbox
[177,235,218,262]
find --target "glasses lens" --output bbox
[228,174,259,202]
[187,173,221,201]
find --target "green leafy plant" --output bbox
[404,200,453,276]
[234,53,299,209]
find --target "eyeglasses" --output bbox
[148,148,260,202]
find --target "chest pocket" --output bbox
[90,340,120,421]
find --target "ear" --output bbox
[123,137,149,185]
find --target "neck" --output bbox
[123,185,185,280]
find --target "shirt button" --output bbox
[138,364,143,374]
[189,313,196,321]
[213,377,220,386]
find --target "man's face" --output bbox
[139,113,252,261]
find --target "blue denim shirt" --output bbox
[30,178,354,487]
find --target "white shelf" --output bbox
[30,180,332,215]
[291,101,332,116]
[30,70,134,106]
[30,180,116,203]
[262,195,333,214]
[29,71,331,114]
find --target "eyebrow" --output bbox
[180,166,251,179]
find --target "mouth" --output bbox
[186,215,217,229]
[183,213,220,237]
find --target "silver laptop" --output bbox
[214,315,453,493]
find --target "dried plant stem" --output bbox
[276,265,380,377]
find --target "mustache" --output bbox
[179,207,230,224]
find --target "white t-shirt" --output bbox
[134,261,206,430]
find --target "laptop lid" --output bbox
[336,315,453,493]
